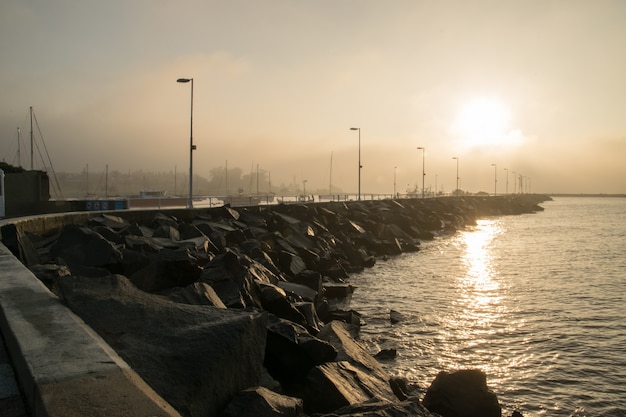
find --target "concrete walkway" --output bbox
[0,238,183,417]
[0,330,27,417]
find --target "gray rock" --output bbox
[163,282,227,308]
[264,315,337,391]
[56,274,267,417]
[49,224,122,267]
[303,361,397,414]
[316,321,389,383]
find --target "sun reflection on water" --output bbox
[441,219,508,376]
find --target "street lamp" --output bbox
[504,168,509,194]
[417,146,425,198]
[452,157,459,196]
[303,179,307,195]
[512,171,516,194]
[177,77,195,208]
[350,127,361,200]
[491,163,497,196]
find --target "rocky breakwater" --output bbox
[3,194,549,417]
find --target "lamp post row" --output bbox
[175,82,521,201]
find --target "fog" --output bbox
[2,1,625,195]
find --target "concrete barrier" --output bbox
[0,240,182,417]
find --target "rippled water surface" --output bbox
[348,197,626,416]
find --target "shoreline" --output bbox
[0,194,550,417]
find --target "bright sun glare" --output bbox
[453,97,519,148]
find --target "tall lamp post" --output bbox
[512,171,516,194]
[504,168,509,194]
[491,163,497,196]
[417,146,425,198]
[452,157,459,196]
[350,127,361,200]
[177,77,195,208]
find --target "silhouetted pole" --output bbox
[491,163,497,196]
[452,157,459,195]
[512,171,516,194]
[350,127,361,200]
[177,77,195,208]
[417,146,425,198]
[394,166,397,197]
[504,167,508,194]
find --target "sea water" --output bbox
[348,197,626,416]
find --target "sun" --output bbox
[453,97,514,148]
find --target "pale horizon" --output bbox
[1,1,625,195]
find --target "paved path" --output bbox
[0,332,28,417]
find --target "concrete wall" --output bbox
[4,171,50,217]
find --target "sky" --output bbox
[1,0,626,195]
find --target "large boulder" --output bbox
[56,274,268,417]
[49,224,122,268]
[264,315,337,393]
[316,321,390,385]
[130,253,202,293]
[422,369,501,417]
[303,361,397,414]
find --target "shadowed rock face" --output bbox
[6,195,549,416]
[423,369,502,417]
[56,274,268,417]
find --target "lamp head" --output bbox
[350,127,359,131]
[177,78,191,83]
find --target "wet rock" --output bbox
[221,386,304,417]
[56,274,267,417]
[422,369,501,417]
[390,309,406,324]
[374,349,397,361]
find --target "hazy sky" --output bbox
[2,1,625,195]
